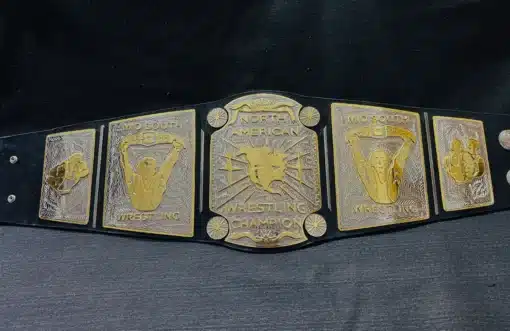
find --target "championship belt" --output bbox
[1,92,508,253]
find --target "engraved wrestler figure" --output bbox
[47,152,90,195]
[120,131,184,211]
[443,138,485,184]
[346,119,416,204]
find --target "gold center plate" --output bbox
[209,94,322,248]
[433,116,494,211]
[103,110,196,237]
[331,103,430,230]
[39,129,96,224]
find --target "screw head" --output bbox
[9,156,18,164]
[7,195,16,203]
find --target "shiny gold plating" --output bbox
[433,116,494,211]
[443,138,485,184]
[346,118,416,204]
[210,94,322,248]
[331,104,430,231]
[39,129,96,224]
[46,152,90,195]
[103,110,196,237]
[120,131,185,211]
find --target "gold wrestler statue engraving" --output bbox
[47,152,90,195]
[433,116,493,211]
[39,129,96,224]
[210,94,322,248]
[443,138,485,184]
[332,104,429,231]
[103,110,196,236]
[120,131,184,211]
[346,119,416,204]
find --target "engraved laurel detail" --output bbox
[207,108,229,128]
[207,216,229,240]
[299,106,320,127]
[304,214,327,238]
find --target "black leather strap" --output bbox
[1,91,509,253]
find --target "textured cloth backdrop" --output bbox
[1,0,510,330]
[1,213,510,330]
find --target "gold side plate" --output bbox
[331,103,430,231]
[103,110,196,237]
[209,93,322,248]
[433,116,494,211]
[39,129,96,224]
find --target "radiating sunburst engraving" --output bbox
[304,214,327,237]
[210,93,322,249]
[299,106,320,127]
[207,108,229,128]
[207,216,229,240]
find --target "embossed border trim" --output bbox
[432,116,494,212]
[208,93,322,248]
[39,128,97,224]
[331,103,430,231]
[102,109,196,237]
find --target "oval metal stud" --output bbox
[499,130,510,150]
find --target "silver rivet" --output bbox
[304,214,327,238]
[299,106,321,127]
[207,108,229,128]
[206,216,229,240]
[9,156,18,164]
[7,195,16,203]
[499,130,510,150]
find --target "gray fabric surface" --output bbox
[1,212,509,331]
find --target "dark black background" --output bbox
[2,1,510,330]
[2,0,509,135]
